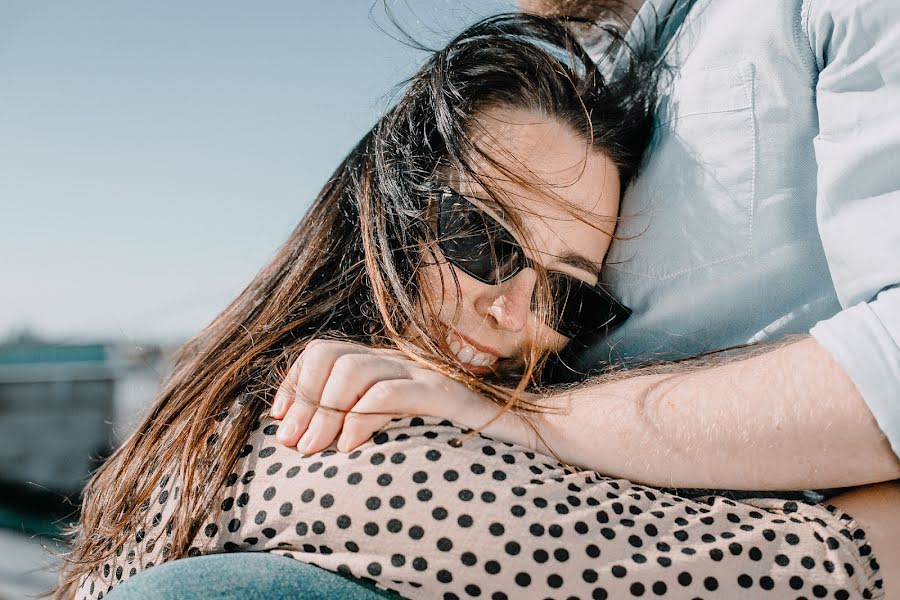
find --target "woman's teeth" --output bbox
[446,335,497,367]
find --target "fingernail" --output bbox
[297,433,312,454]
[270,395,285,417]
[275,421,295,443]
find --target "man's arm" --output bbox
[471,0,900,490]
[463,337,900,490]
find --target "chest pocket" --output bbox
[605,61,756,281]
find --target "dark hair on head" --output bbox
[363,10,657,343]
[54,12,658,597]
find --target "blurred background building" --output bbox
[0,332,175,597]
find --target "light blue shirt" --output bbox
[585,0,900,456]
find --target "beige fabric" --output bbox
[78,416,884,599]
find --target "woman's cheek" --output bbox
[529,318,569,355]
[418,263,463,324]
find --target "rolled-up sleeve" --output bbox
[805,0,900,456]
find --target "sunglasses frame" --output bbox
[434,188,632,338]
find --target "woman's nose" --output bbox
[479,269,537,332]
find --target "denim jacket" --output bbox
[584,0,900,456]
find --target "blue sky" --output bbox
[0,0,513,341]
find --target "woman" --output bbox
[56,14,883,600]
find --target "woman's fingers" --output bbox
[273,340,363,445]
[270,354,302,419]
[336,379,421,452]
[296,354,412,455]
[275,399,317,446]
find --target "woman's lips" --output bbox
[443,330,503,369]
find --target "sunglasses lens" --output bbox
[436,191,631,338]
[546,273,632,339]
[438,193,523,283]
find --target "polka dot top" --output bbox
[77,416,884,599]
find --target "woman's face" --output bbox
[421,107,622,375]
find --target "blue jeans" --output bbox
[104,553,399,599]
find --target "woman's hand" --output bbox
[269,340,489,454]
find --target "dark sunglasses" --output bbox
[435,189,632,339]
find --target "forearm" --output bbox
[472,338,899,489]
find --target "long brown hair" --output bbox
[54,13,657,597]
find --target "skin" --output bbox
[271,106,621,452]
[271,95,899,589]
[514,0,899,589]
[420,106,621,371]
